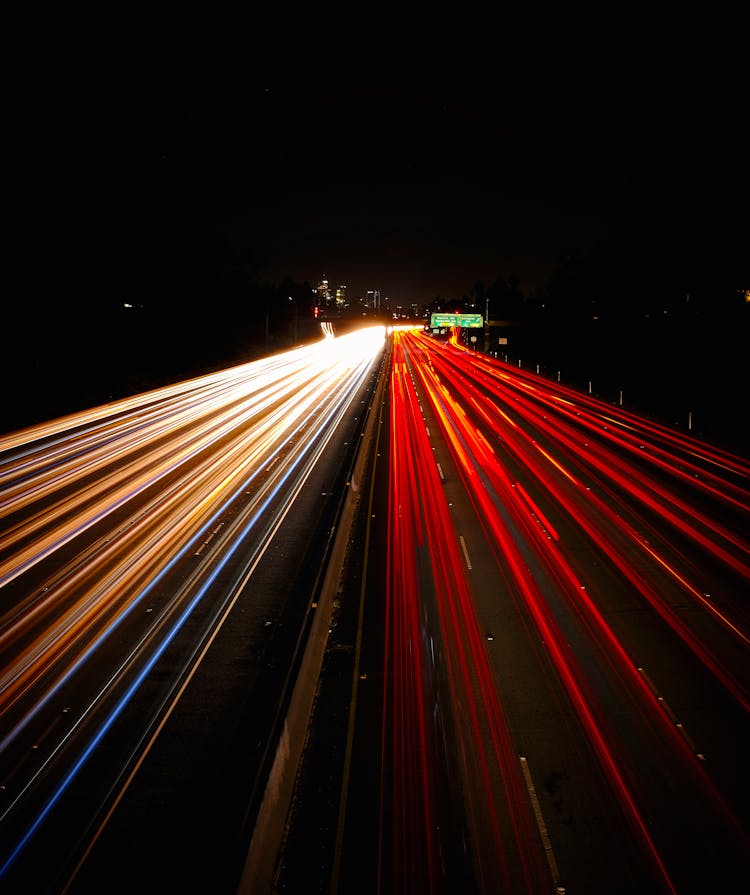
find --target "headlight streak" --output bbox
[0,326,386,881]
[1,345,374,741]
[3,365,368,875]
[0,342,376,586]
[0,355,375,703]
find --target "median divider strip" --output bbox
[236,349,390,895]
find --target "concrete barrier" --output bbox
[236,346,390,894]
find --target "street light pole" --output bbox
[484,296,490,353]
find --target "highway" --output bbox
[2,323,748,895]
[280,327,750,895]
[0,325,388,895]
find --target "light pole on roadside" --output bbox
[484,296,490,353]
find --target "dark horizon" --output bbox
[5,60,748,450]
[10,68,748,304]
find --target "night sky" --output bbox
[4,32,748,436]
[12,50,748,309]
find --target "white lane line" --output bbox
[519,755,565,894]
[459,535,472,570]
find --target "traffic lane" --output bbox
[383,350,492,893]
[1,413,326,808]
[449,350,750,815]
[406,353,652,894]
[66,362,385,895]
[418,338,749,892]
[1,363,383,895]
[334,343,491,895]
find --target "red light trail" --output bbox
[381,327,749,893]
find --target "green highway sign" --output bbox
[430,312,484,328]
[456,313,483,328]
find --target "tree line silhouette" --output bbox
[4,233,747,453]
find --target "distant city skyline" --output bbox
[10,71,748,317]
